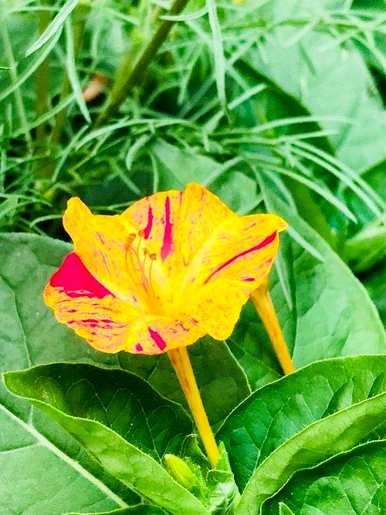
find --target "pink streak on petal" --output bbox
[143,206,154,239]
[161,196,173,260]
[135,343,144,352]
[242,277,256,282]
[148,327,167,351]
[50,252,113,298]
[204,231,277,284]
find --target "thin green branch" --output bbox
[95,0,191,127]
[35,5,51,146]
[0,21,32,151]
[51,5,88,146]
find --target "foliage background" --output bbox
[1,0,385,322]
[0,0,385,514]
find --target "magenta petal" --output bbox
[50,252,113,299]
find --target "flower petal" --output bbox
[63,197,140,303]
[191,280,250,340]
[123,183,233,268]
[44,252,133,353]
[122,189,182,261]
[182,213,287,340]
[184,213,286,288]
[123,315,205,355]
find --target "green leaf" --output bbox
[344,159,386,229]
[262,440,386,514]
[218,355,386,490]
[67,506,166,515]
[205,443,240,514]
[342,159,386,273]
[243,4,386,172]
[5,364,208,515]
[7,363,192,458]
[119,337,250,430]
[25,0,78,56]
[361,261,386,327]
[230,182,386,389]
[0,396,134,514]
[150,139,259,213]
[173,441,240,514]
[230,359,386,513]
[0,234,135,514]
[278,504,294,515]
[343,221,386,274]
[206,0,226,111]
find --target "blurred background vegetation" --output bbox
[0,0,385,322]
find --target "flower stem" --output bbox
[95,0,191,127]
[251,281,294,375]
[168,346,219,468]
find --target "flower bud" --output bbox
[163,454,198,490]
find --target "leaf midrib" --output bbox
[0,401,128,509]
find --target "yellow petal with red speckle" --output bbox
[123,314,205,355]
[44,252,135,353]
[63,197,142,304]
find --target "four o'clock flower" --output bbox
[44,182,289,467]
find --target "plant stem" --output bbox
[251,281,295,375]
[0,21,32,151]
[168,346,219,468]
[95,0,191,127]
[35,4,51,146]
[51,6,88,146]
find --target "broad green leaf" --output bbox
[5,365,208,515]
[150,139,217,187]
[119,337,250,430]
[230,184,386,390]
[242,2,386,172]
[262,440,386,514]
[278,504,294,515]
[6,363,192,459]
[205,443,240,514]
[0,235,135,514]
[150,139,259,213]
[232,372,386,513]
[342,159,386,273]
[0,395,135,513]
[361,261,386,327]
[167,441,240,514]
[68,507,166,515]
[218,355,386,490]
[343,221,386,274]
[345,159,386,229]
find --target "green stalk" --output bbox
[50,5,88,146]
[95,0,191,127]
[35,5,88,184]
[0,21,32,151]
[35,5,51,147]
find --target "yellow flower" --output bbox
[45,182,287,355]
[44,182,288,467]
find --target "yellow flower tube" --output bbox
[251,281,294,375]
